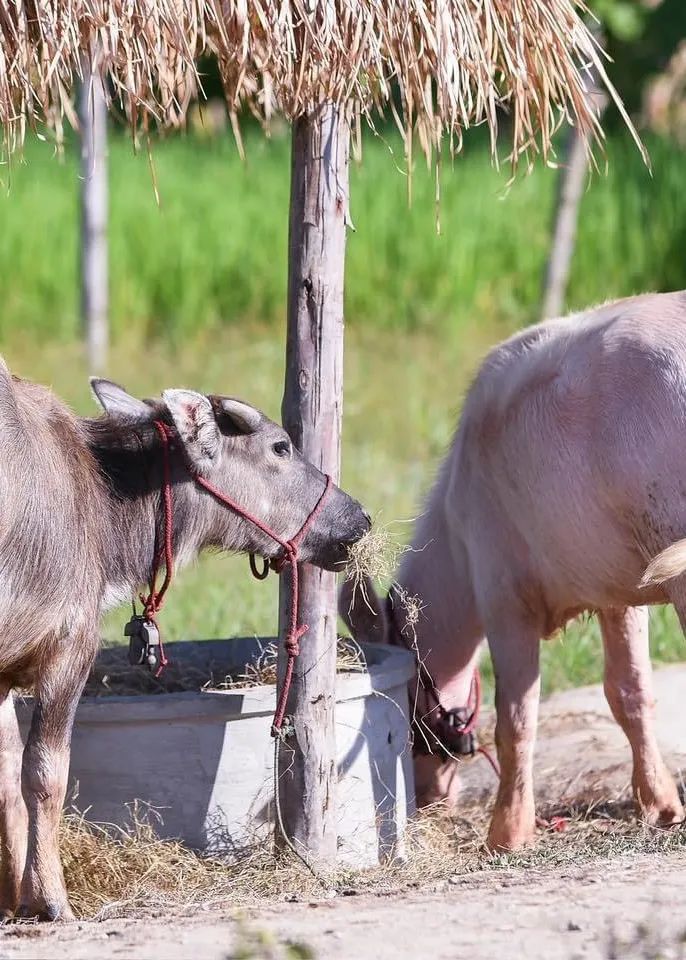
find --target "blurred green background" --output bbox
[2,0,686,696]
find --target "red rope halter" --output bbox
[144,420,333,735]
[137,420,175,676]
[384,591,499,768]
[192,470,333,735]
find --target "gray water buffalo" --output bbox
[0,367,369,920]
[341,291,686,851]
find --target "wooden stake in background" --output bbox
[78,54,108,373]
[540,25,607,322]
[278,102,350,867]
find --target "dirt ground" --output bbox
[3,853,686,960]
[2,666,686,960]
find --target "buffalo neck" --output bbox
[81,416,194,604]
[396,478,484,711]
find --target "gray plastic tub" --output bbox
[18,638,416,867]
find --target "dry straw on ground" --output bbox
[1,1,643,168]
[59,786,686,920]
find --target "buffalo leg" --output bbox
[0,684,28,919]
[486,619,541,851]
[17,643,92,921]
[600,605,682,826]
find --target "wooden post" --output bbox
[540,26,607,321]
[277,103,349,867]
[540,123,589,321]
[78,54,108,373]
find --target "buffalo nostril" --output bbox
[362,509,372,528]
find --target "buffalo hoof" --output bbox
[634,772,684,829]
[15,901,75,922]
[648,802,684,829]
[486,818,536,853]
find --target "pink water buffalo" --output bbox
[341,291,686,851]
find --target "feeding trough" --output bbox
[16,638,415,867]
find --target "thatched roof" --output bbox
[1,1,641,164]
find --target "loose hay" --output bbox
[60,783,686,920]
[60,807,238,919]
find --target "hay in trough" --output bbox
[84,636,367,698]
[211,637,366,690]
[0,1,643,169]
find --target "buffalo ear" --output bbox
[219,398,262,435]
[162,389,220,472]
[90,378,152,420]
[338,575,389,645]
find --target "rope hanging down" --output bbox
[194,471,333,736]
[132,419,176,677]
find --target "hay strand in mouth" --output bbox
[0,1,644,170]
[345,522,412,588]
[343,521,413,618]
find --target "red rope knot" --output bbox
[141,591,161,619]
[268,541,298,576]
[285,624,308,659]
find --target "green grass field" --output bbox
[1,126,685,697]
[2,128,686,341]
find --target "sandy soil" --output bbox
[3,854,686,960]
[2,666,686,960]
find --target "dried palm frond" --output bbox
[0,1,643,168]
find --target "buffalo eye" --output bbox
[272,440,291,458]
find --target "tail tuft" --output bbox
[641,539,686,587]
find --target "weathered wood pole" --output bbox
[540,27,607,321]
[278,102,349,867]
[539,123,589,320]
[78,54,108,372]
